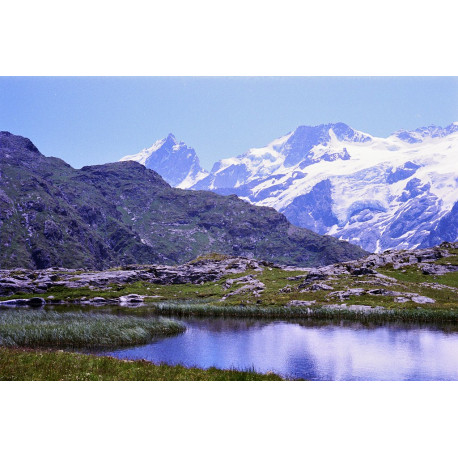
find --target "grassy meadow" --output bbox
[0,348,284,381]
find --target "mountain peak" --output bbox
[162,133,178,148]
[0,131,41,155]
[119,135,209,188]
[190,121,457,253]
[393,122,458,143]
[281,123,370,167]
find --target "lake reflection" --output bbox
[102,318,458,381]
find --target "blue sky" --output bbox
[1,77,457,170]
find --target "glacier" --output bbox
[119,122,458,252]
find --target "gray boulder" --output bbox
[419,263,458,275]
[119,294,144,304]
[327,288,366,301]
[286,300,316,307]
[0,296,45,308]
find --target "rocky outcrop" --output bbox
[302,283,334,291]
[0,257,268,298]
[1,244,456,310]
[419,263,458,275]
[221,274,266,300]
[327,288,435,304]
[296,242,457,286]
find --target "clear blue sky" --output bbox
[1,77,457,170]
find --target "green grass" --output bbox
[0,310,185,348]
[378,265,458,288]
[434,254,458,266]
[188,253,232,263]
[0,348,284,381]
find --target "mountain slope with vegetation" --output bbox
[0,131,367,269]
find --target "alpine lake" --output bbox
[2,304,457,381]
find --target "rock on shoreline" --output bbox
[0,297,46,308]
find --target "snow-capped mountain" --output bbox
[191,122,458,253]
[122,122,458,253]
[120,133,209,188]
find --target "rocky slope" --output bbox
[0,131,366,269]
[125,123,458,253]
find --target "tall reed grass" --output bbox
[151,301,458,324]
[0,310,185,348]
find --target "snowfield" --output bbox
[120,122,458,252]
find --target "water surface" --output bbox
[100,317,458,380]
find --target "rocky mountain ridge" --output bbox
[0,131,366,269]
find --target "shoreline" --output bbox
[0,347,285,381]
[2,298,457,326]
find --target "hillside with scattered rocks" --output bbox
[1,243,457,323]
